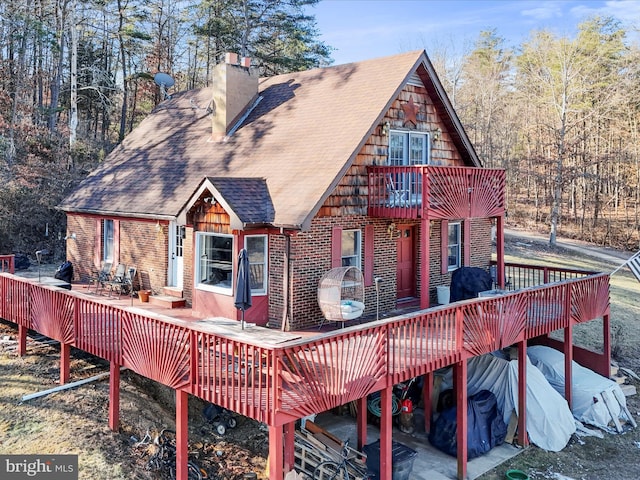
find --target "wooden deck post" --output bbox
[283,421,295,473]
[380,386,393,480]
[175,389,189,480]
[454,360,468,480]
[60,342,70,385]
[357,396,368,450]
[17,324,27,356]
[564,323,573,409]
[602,311,611,377]
[496,215,505,288]
[517,341,528,447]
[108,362,120,431]
[423,371,433,434]
[421,218,430,309]
[268,424,283,480]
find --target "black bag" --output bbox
[428,389,507,459]
[54,261,73,283]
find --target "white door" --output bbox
[170,223,185,289]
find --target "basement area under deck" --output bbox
[0,256,611,480]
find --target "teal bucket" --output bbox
[505,470,529,480]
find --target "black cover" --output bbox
[14,253,30,270]
[428,390,507,460]
[449,267,492,302]
[363,440,417,480]
[54,261,73,283]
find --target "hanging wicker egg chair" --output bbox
[317,266,365,328]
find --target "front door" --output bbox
[170,224,184,289]
[396,224,415,300]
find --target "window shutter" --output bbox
[94,219,101,267]
[463,220,471,266]
[440,220,449,275]
[331,226,342,268]
[364,225,374,286]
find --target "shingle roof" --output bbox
[60,50,478,229]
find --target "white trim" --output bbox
[447,222,461,271]
[195,232,234,295]
[245,234,268,296]
[341,229,362,270]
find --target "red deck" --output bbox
[0,256,611,479]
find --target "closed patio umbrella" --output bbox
[235,248,252,330]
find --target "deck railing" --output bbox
[367,165,506,219]
[0,255,15,274]
[498,261,597,290]
[0,266,609,426]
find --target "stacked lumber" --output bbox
[611,363,638,397]
[294,421,368,479]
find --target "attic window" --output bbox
[389,130,430,166]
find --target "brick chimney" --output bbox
[211,53,258,141]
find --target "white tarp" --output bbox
[441,352,575,452]
[527,345,628,430]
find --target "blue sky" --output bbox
[308,0,640,65]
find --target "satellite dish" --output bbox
[154,72,175,100]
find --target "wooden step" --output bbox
[162,286,183,298]
[148,294,186,309]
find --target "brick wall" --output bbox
[428,218,494,304]
[119,219,168,293]
[65,214,168,292]
[281,216,399,330]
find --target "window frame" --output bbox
[103,219,114,262]
[341,229,362,270]
[196,232,234,295]
[245,234,268,296]
[389,130,430,165]
[447,222,462,271]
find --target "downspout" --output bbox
[281,231,291,331]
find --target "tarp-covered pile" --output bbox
[440,352,576,452]
[528,345,632,431]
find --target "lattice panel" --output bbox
[279,330,386,417]
[571,274,610,324]
[468,169,505,217]
[388,309,461,381]
[426,167,470,219]
[123,313,191,389]
[2,276,31,327]
[75,300,123,363]
[30,286,74,344]
[525,284,570,338]
[462,294,527,357]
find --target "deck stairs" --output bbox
[149,286,186,309]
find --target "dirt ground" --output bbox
[1,233,640,480]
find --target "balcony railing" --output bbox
[367,165,506,219]
[0,264,609,427]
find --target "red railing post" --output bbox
[108,362,120,431]
[60,342,71,384]
[564,283,573,408]
[455,360,468,480]
[517,341,528,447]
[175,389,189,480]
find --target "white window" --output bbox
[448,222,461,271]
[389,130,429,165]
[245,235,267,295]
[341,230,361,269]
[197,233,233,293]
[103,219,114,262]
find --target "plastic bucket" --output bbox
[505,470,529,480]
[436,286,450,305]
